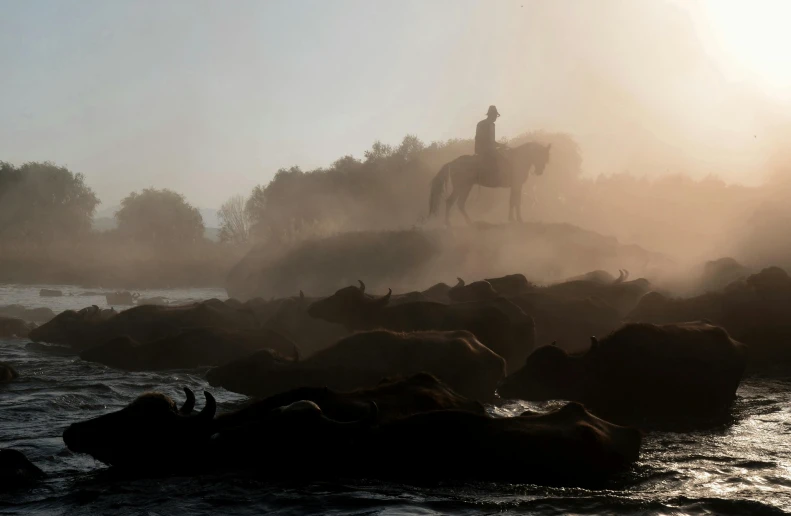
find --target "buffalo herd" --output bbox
[4,262,791,490]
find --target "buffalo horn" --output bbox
[455,277,465,288]
[358,280,366,293]
[590,336,600,352]
[179,387,196,415]
[197,391,216,421]
[370,288,392,307]
[364,400,379,423]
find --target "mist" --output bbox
[4,0,791,292]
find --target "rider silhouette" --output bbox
[475,105,508,184]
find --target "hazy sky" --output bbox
[2,0,791,209]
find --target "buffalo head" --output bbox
[307,280,392,329]
[63,387,215,468]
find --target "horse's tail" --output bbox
[429,163,452,217]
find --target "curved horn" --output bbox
[180,387,196,415]
[455,277,465,288]
[364,400,379,424]
[197,391,216,421]
[370,289,392,308]
[589,336,599,351]
[615,270,625,283]
[299,290,305,300]
[623,269,630,281]
[358,280,366,293]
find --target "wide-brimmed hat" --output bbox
[487,105,500,117]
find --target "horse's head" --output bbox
[533,143,552,176]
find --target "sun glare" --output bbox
[703,0,791,97]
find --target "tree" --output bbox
[218,194,251,244]
[393,134,425,160]
[115,188,204,245]
[363,141,394,162]
[0,161,99,242]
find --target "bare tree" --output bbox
[218,194,251,244]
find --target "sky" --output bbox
[2,0,791,209]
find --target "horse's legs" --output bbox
[457,184,474,225]
[445,188,458,226]
[508,186,522,222]
[514,183,524,222]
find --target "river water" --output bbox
[1,284,790,515]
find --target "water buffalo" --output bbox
[307,281,534,372]
[499,321,746,427]
[447,274,534,303]
[261,292,348,357]
[627,291,724,326]
[367,401,640,485]
[63,374,476,469]
[29,305,118,350]
[565,269,628,285]
[214,373,485,428]
[0,449,45,490]
[63,388,216,469]
[0,362,19,382]
[421,282,452,303]
[508,292,621,353]
[484,273,534,297]
[543,271,651,316]
[30,300,256,352]
[698,257,750,293]
[63,377,640,486]
[388,291,431,306]
[79,327,299,371]
[447,277,498,303]
[0,316,34,339]
[207,329,506,402]
[627,267,791,373]
[216,397,640,485]
[0,305,55,324]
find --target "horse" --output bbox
[428,142,551,225]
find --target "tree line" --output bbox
[0,161,207,249]
[5,129,763,269]
[2,133,576,250]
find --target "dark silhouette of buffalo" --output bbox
[0,449,45,490]
[207,329,506,402]
[627,266,791,373]
[500,321,746,428]
[307,281,534,373]
[0,316,34,339]
[63,374,640,486]
[80,327,299,371]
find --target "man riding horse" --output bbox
[475,105,509,185]
[428,105,552,225]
